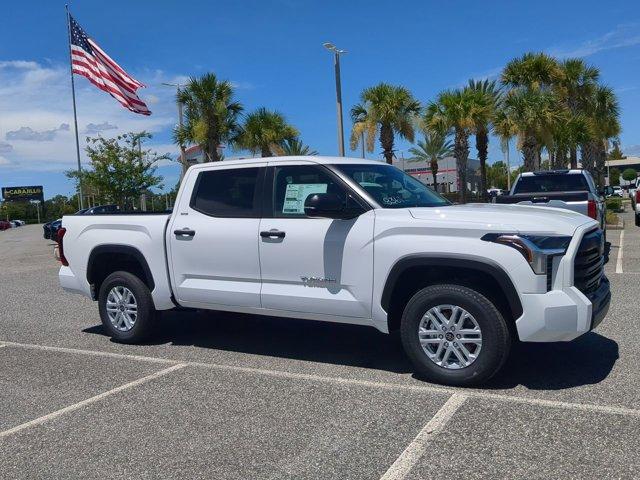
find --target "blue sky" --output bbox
[1,0,639,198]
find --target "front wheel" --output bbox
[98,271,155,343]
[400,284,511,387]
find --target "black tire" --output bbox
[98,271,155,343]
[400,284,511,387]
[636,214,640,227]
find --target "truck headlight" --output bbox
[482,234,571,274]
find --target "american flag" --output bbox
[69,15,151,115]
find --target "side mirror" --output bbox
[304,193,345,219]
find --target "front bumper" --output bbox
[515,275,610,342]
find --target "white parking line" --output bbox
[616,230,624,273]
[0,363,187,439]
[4,340,640,418]
[0,340,177,364]
[380,394,467,480]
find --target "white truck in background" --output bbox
[56,156,610,386]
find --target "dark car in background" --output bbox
[0,220,11,231]
[83,204,120,215]
[43,219,62,240]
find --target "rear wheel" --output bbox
[400,284,511,386]
[98,271,155,343]
[636,214,640,227]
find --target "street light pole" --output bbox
[161,82,187,177]
[323,43,346,157]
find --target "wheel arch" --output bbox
[381,255,523,333]
[87,245,155,300]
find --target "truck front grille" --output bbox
[574,228,604,295]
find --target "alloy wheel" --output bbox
[418,304,482,369]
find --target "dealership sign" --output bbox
[1,185,44,202]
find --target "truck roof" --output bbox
[187,155,386,171]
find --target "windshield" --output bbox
[513,174,589,193]
[334,163,450,208]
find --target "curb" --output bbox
[606,218,625,230]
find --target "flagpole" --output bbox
[66,4,84,210]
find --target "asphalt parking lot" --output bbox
[1,213,639,479]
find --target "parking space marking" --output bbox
[616,230,624,273]
[4,339,640,419]
[0,363,187,439]
[0,340,178,365]
[380,393,467,480]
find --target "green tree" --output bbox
[425,88,480,203]
[609,168,620,186]
[408,131,453,193]
[501,52,564,171]
[350,83,421,164]
[467,79,500,200]
[486,161,509,189]
[554,59,599,168]
[502,89,561,171]
[238,108,298,157]
[622,168,637,183]
[279,138,318,156]
[174,73,243,168]
[67,132,165,209]
[502,52,563,92]
[581,86,620,186]
[608,139,625,160]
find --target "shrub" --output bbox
[606,197,622,212]
[605,211,619,225]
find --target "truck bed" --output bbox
[59,213,175,310]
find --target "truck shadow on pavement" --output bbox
[84,310,619,390]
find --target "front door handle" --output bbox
[174,228,196,237]
[260,230,286,238]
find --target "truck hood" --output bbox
[408,203,595,236]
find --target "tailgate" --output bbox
[495,192,589,214]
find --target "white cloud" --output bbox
[549,23,640,58]
[0,155,10,165]
[623,144,640,156]
[84,122,118,134]
[0,60,39,70]
[0,60,179,172]
[6,123,69,141]
[231,80,255,90]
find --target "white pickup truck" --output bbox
[57,156,610,386]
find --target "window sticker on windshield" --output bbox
[382,195,403,206]
[283,183,328,214]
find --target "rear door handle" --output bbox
[260,230,286,238]
[174,228,196,237]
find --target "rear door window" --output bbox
[513,174,589,193]
[191,167,262,218]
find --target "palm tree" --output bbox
[502,89,561,171]
[581,86,620,186]
[350,83,421,164]
[502,52,563,92]
[279,138,318,156]
[408,131,453,193]
[493,105,517,189]
[467,79,500,200]
[501,53,564,172]
[238,108,298,157]
[555,59,600,168]
[174,73,243,167]
[424,88,479,203]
